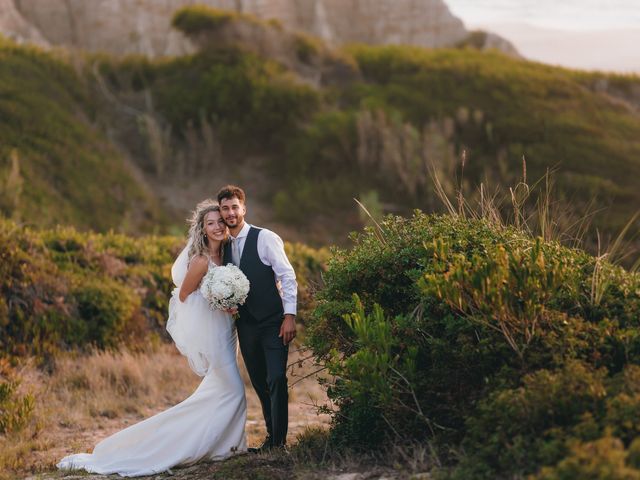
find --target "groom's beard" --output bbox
[224,216,243,229]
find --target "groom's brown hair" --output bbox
[217,185,246,204]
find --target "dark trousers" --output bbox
[236,311,289,446]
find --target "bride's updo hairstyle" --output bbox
[187,199,224,261]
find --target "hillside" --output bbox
[101,7,640,246]
[1,6,639,249]
[0,38,164,233]
[335,46,640,234]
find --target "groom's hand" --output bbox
[279,314,296,345]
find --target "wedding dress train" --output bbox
[58,246,247,477]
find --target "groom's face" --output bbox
[220,196,246,228]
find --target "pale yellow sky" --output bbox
[479,22,640,73]
[445,0,640,73]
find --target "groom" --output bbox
[217,185,297,451]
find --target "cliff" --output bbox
[0,0,48,45]
[2,0,512,56]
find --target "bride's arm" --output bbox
[179,255,209,302]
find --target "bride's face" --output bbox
[203,210,227,242]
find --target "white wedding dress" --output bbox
[57,244,247,477]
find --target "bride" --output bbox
[58,200,247,476]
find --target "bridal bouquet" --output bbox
[199,265,250,311]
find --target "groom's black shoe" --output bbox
[248,436,273,454]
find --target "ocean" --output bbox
[445,0,640,31]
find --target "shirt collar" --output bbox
[230,222,251,241]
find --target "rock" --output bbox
[287,0,468,49]
[481,31,519,56]
[0,0,49,46]
[12,0,197,56]
[4,0,473,56]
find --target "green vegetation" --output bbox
[307,212,640,478]
[96,48,319,152]
[4,11,639,248]
[455,30,491,50]
[0,218,181,355]
[171,6,237,35]
[292,32,322,63]
[285,242,329,321]
[0,218,326,357]
[152,52,319,149]
[279,45,640,237]
[0,37,163,232]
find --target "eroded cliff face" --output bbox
[293,0,468,48]
[6,0,469,56]
[12,0,198,56]
[0,0,48,46]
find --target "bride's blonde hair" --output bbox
[187,199,225,261]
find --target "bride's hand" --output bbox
[225,307,238,315]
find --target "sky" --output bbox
[445,0,640,72]
[445,0,640,31]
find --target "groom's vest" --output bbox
[224,227,284,322]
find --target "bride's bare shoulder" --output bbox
[188,255,209,270]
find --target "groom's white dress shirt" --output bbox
[229,222,298,316]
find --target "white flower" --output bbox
[199,264,250,312]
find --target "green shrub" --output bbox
[0,219,177,353]
[0,218,326,355]
[70,276,139,348]
[291,427,333,464]
[171,6,235,35]
[324,296,422,449]
[293,33,322,64]
[421,236,577,359]
[0,219,72,354]
[455,30,489,50]
[534,434,640,480]
[459,361,608,476]
[307,212,640,477]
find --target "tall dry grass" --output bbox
[0,341,329,478]
[0,344,199,477]
[430,157,639,311]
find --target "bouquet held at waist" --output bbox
[200,264,250,311]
